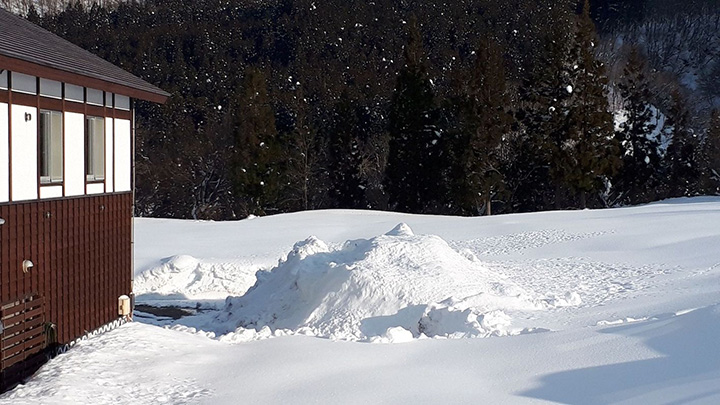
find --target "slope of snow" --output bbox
[133,254,256,305]
[215,223,545,341]
[2,197,720,404]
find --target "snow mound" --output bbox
[385,222,415,237]
[216,224,550,342]
[134,255,257,301]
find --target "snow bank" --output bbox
[133,255,257,303]
[215,224,550,342]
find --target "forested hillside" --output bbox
[5,0,720,219]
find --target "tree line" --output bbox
[17,0,720,218]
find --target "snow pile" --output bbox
[216,224,551,341]
[133,255,257,301]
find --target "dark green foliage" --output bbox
[517,5,577,209]
[664,90,701,197]
[612,48,664,205]
[326,91,367,209]
[280,90,328,211]
[563,0,620,208]
[700,110,720,194]
[385,16,446,214]
[21,0,710,219]
[515,1,619,210]
[452,38,511,215]
[231,67,282,216]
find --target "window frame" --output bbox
[39,109,64,185]
[85,115,106,183]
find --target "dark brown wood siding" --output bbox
[0,193,132,344]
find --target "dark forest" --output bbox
[11,0,720,219]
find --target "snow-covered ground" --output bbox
[3,197,720,404]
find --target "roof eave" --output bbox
[0,54,169,104]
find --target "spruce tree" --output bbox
[231,67,281,216]
[664,90,700,197]
[612,47,664,205]
[518,12,576,209]
[563,0,620,208]
[280,88,327,212]
[454,38,511,215]
[385,15,445,213]
[700,109,720,194]
[327,91,366,208]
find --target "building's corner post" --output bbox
[130,99,135,311]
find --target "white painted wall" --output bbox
[64,112,85,196]
[11,105,38,201]
[40,185,63,199]
[86,183,104,195]
[114,119,131,192]
[0,103,8,202]
[105,117,114,192]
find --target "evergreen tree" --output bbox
[26,4,40,23]
[518,10,576,209]
[664,89,701,197]
[453,38,511,215]
[280,88,328,212]
[231,67,282,216]
[385,15,445,213]
[563,0,620,208]
[327,91,366,208]
[700,109,720,194]
[612,47,664,205]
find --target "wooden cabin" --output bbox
[0,9,168,387]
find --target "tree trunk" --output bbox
[554,184,562,210]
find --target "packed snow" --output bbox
[213,223,546,341]
[3,197,720,403]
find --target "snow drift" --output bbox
[216,224,551,341]
[133,255,256,303]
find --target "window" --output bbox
[86,116,105,181]
[11,72,36,94]
[40,110,63,184]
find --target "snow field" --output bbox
[135,201,713,343]
[5,198,719,403]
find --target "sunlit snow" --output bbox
[3,197,720,404]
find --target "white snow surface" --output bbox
[3,197,720,404]
[215,223,543,341]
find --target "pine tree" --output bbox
[26,5,40,23]
[664,89,700,197]
[327,91,366,208]
[562,0,620,208]
[518,10,576,209]
[700,109,720,194]
[453,38,511,215]
[612,47,664,205]
[280,87,328,212]
[231,67,281,216]
[385,15,445,213]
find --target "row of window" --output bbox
[0,70,130,110]
[39,110,105,185]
